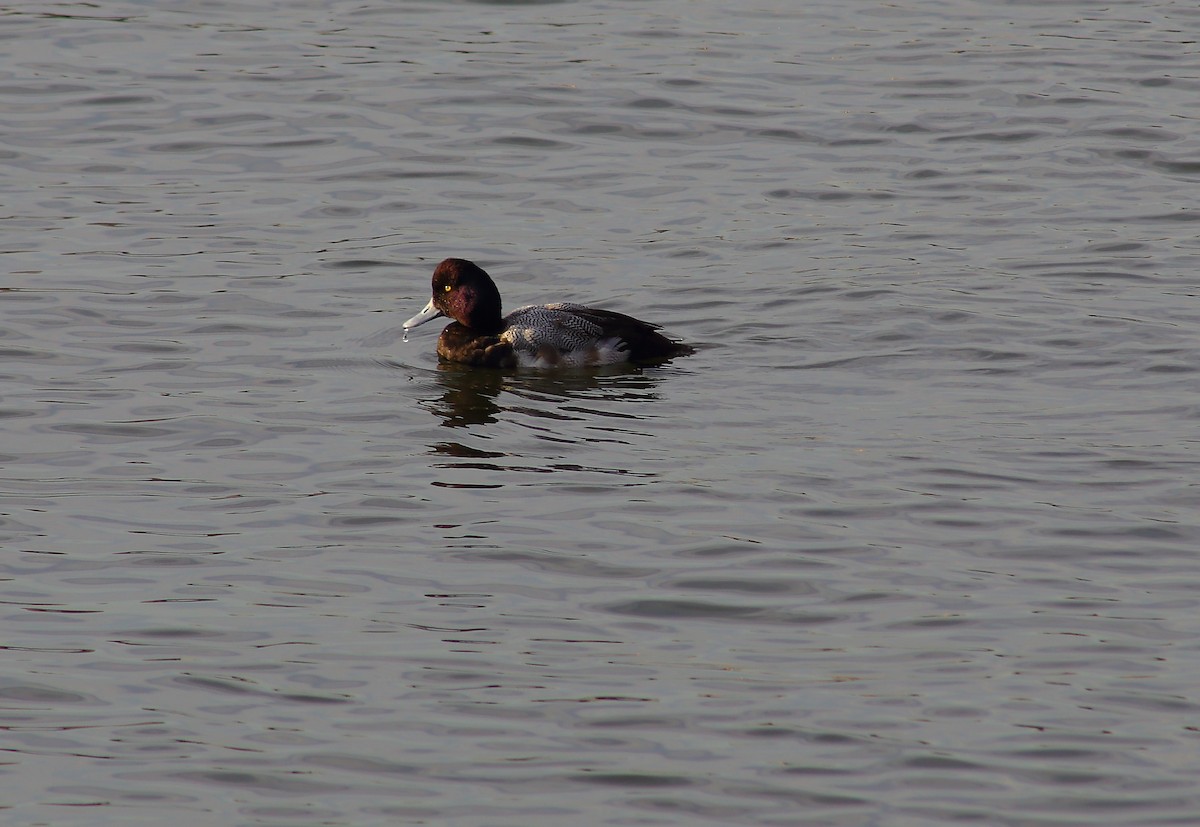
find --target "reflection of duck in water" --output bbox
[403,258,693,369]
[428,358,669,430]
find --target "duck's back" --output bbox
[501,303,691,368]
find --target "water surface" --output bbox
[4,1,1200,825]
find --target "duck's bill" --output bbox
[403,299,444,330]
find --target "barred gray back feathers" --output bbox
[501,304,612,353]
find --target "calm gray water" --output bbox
[4,1,1200,825]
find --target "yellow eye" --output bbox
[443,284,452,292]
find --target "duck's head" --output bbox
[403,258,504,333]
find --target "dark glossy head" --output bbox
[403,258,504,333]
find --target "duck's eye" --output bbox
[443,284,452,292]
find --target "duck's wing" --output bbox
[501,303,689,366]
[501,304,615,354]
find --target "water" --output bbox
[4,0,1200,824]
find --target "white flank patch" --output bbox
[511,336,629,369]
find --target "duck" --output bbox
[402,258,694,368]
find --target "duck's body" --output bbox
[403,258,693,369]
